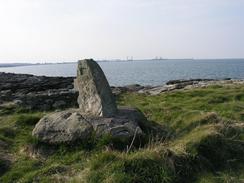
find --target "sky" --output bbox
[0,0,244,63]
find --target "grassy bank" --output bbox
[0,84,244,182]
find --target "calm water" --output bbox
[0,59,244,86]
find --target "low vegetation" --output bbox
[0,84,244,182]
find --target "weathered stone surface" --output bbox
[1,72,242,107]
[166,79,214,85]
[32,107,144,144]
[0,72,74,93]
[74,59,117,117]
[0,72,78,110]
[17,89,78,111]
[32,60,145,144]
[138,79,244,95]
[32,110,93,144]
[90,107,143,139]
[111,84,149,96]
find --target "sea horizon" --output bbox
[1,59,244,86]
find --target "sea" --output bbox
[0,59,244,86]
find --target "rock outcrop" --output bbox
[91,107,144,138]
[138,79,244,95]
[32,107,144,144]
[0,72,78,110]
[1,72,242,110]
[74,59,117,117]
[0,72,74,93]
[33,59,144,144]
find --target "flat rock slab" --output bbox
[32,107,144,144]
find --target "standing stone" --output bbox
[74,59,117,117]
[33,59,145,145]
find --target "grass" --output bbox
[0,84,244,182]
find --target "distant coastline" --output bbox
[1,58,244,68]
[0,63,34,68]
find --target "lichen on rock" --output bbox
[74,59,117,117]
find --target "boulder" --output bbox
[74,59,117,117]
[32,107,143,144]
[90,107,143,139]
[32,59,145,145]
[32,110,93,144]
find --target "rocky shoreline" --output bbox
[0,72,244,110]
[0,72,78,110]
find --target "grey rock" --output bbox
[0,72,75,93]
[74,59,117,117]
[90,107,143,139]
[111,86,127,96]
[15,89,78,111]
[124,84,144,92]
[32,107,143,144]
[111,84,147,96]
[13,99,23,105]
[0,72,78,110]
[32,60,144,144]
[138,79,244,95]
[166,79,214,85]
[32,110,93,144]
[52,100,67,109]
